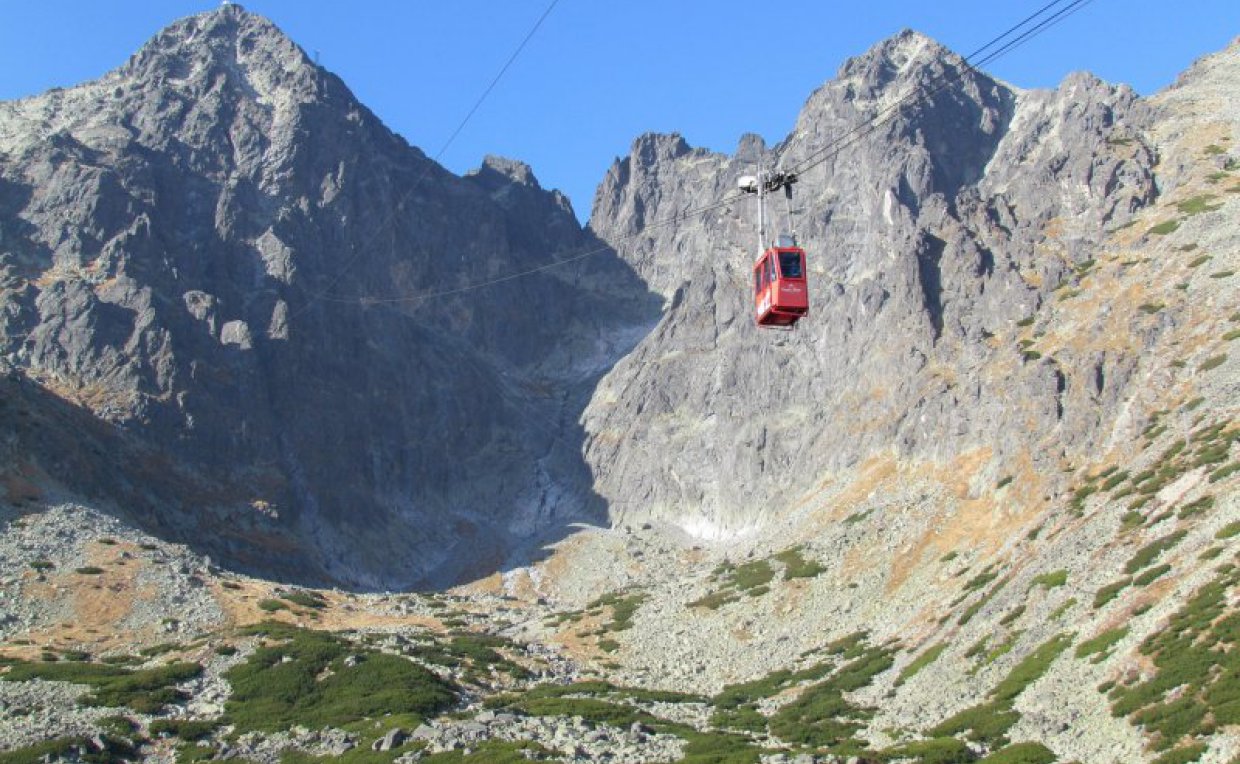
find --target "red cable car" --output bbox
[753,243,808,328]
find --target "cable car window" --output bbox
[767,256,777,284]
[779,250,803,279]
[754,266,763,294]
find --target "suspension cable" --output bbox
[292,0,561,316]
[294,0,1097,310]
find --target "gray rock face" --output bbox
[0,4,658,588]
[584,29,1158,536]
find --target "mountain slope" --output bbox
[584,29,1162,538]
[0,4,659,589]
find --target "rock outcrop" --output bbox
[584,30,1160,537]
[0,4,658,588]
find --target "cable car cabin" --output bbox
[753,246,808,327]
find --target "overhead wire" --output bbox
[292,0,561,315]
[304,0,1097,309]
[787,0,1096,178]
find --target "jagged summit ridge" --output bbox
[0,7,657,588]
[585,28,1160,538]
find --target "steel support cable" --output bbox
[290,0,562,317]
[311,0,1097,308]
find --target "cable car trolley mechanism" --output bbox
[738,170,808,329]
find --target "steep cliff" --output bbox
[0,4,658,588]
[585,30,1161,538]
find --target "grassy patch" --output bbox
[1149,220,1180,236]
[75,566,105,575]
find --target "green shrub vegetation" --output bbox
[998,605,1026,627]
[689,557,781,609]
[1126,531,1188,574]
[1177,495,1214,519]
[1210,461,1240,482]
[1101,470,1130,491]
[1133,563,1172,587]
[1186,255,1211,267]
[896,642,947,686]
[1093,578,1131,608]
[588,591,646,631]
[75,566,105,575]
[1199,354,1227,371]
[0,734,141,764]
[977,631,1024,670]
[148,718,219,741]
[1149,743,1208,764]
[1030,570,1067,590]
[1176,194,1222,215]
[932,634,1073,748]
[767,645,895,748]
[281,590,328,609]
[1108,564,1240,752]
[223,623,455,733]
[420,740,558,763]
[773,546,826,580]
[978,742,1057,763]
[1149,220,1180,236]
[959,577,1009,626]
[1076,626,1129,662]
[1215,520,1240,539]
[28,559,53,571]
[0,657,201,714]
[878,737,974,763]
[257,598,288,612]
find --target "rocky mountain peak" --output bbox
[835,28,968,98]
[469,155,542,189]
[121,2,317,93]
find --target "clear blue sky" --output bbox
[2,1,1237,221]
